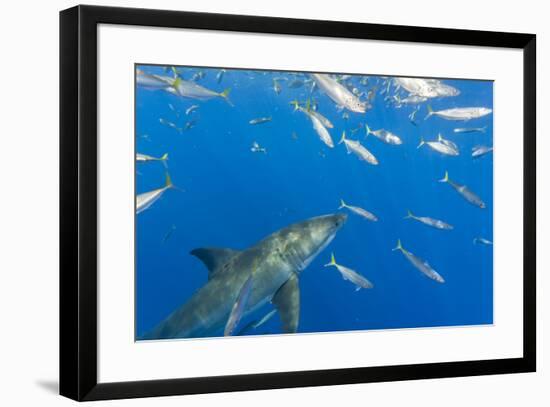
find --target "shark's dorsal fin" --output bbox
[190,247,240,278]
[272,274,300,333]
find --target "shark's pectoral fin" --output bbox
[190,247,240,279]
[272,274,300,333]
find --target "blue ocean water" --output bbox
[135,65,493,339]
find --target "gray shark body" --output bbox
[142,213,347,340]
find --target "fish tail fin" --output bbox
[481,125,488,133]
[392,239,403,252]
[417,136,425,149]
[165,172,173,188]
[404,209,414,219]
[365,123,372,136]
[338,199,346,209]
[438,133,443,142]
[305,98,311,113]
[160,153,169,169]
[425,105,434,120]
[220,88,233,106]
[324,252,336,267]
[289,99,300,112]
[439,171,449,183]
[339,131,346,145]
[473,238,478,244]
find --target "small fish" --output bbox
[339,132,378,165]
[168,103,180,118]
[185,105,199,115]
[392,239,445,283]
[394,94,428,105]
[394,78,459,98]
[249,116,272,125]
[417,134,459,156]
[251,141,267,154]
[439,171,485,208]
[136,173,174,214]
[311,73,368,113]
[324,253,373,291]
[191,71,206,81]
[136,152,169,166]
[159,118,183,133]
[170,77,232,105]
[453,126,487,134]
[224,275,254,336]
[310,114,334,148]
[408,106,420,126]
[338,199,378,221]
[365,124,402,145]
[404,210,453,230]
[183,120,197,131]
[136,69,173,90]
[309,110,334,129]
[342,112,350,120]
[162,224,176,244]
[473,237,493,245]
[472,145,493,158]
[216,69,226,84]
[426,105,492,121]
[288,79,304,88]
[273,79,282,95]
[291,131,298,140]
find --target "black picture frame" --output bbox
[60,4,536,401]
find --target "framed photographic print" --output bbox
[59,5,536,401]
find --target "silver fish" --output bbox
[169,77,232,105]
[216,69,226,84]
[310,114,334,148]
[338,199,378,221]
[453,126,487,134]
[404,210,453,230]
[426,105,492,121]
[136,69,173,90]
[249,117,272,125]
[365,124,402,145]
[339,132,378,165]
[394,78,459,98]
[439,171,485,208]
[136,173,173,214]
[417,134,459,156]
[472,145,494,158]
[324,253,373,291]
[473,237,493,245]
[136,152,169,165]
[311,73,368,113]
[251,141,267,154]
[393,239,445,283]
[185,105,199,115]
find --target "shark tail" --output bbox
[339,131,346,145]
[338,199,346,209]
[417,136,425,149]
[220,88,233,106]
[392,239,403,252]
[439,171,449,183]
[404,209,414,219]
[324,252,337,267]
[425,104,434,120]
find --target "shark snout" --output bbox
[332,213,348,230]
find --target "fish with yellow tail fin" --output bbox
[136,173,174,214]
[169,77,233,105]
[324,253,373,291]
[338,198,378,221]
[404,209,453,230]
[392,239,445,283]
[365,124,402,145]
[439,171,485,208]
[339,131,378,165]
[136,152,169,168]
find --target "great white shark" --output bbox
[142,213,347,340]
